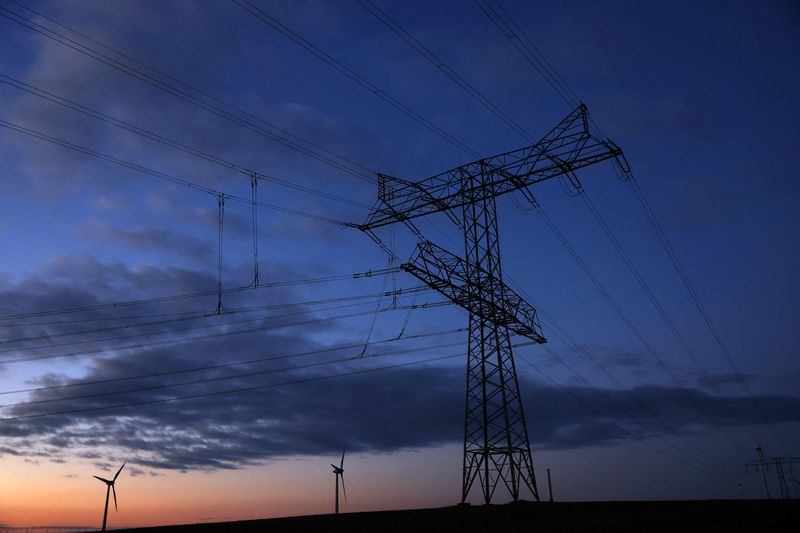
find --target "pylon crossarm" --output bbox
[360,104,627,231]
[400,241,546,343]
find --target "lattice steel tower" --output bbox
[358,104,630,503]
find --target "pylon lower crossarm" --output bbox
[401,241,546,343]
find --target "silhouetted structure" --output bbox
[331,449,347,514]
[359,104,630,503]
[547,468,554,502]
[93,462,126,531]
[746,452,800,500]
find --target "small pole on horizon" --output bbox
[547,468,554,503]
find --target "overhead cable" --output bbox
[0,74,373,209]
[0,4,375,183]
[0,118,348,226]
[0,352,465,422]
[231,0,482,158]
[0,266,403,322]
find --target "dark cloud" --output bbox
[3,338,798,471]
[599,350,648,369]
[0,445,24,456]
[82,219,216,264]
[696,373,760,390]
[91,461,115,471]
[0,254,450,470]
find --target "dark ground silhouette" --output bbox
[104,500,799,533]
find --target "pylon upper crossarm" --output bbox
[359,104,628,231]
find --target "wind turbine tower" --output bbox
[93,462,126,531]
[331,449,347,515]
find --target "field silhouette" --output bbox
[108,500,798,533]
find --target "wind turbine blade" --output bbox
[112,484,118,511]
[94,476,110,483]
[340,448,345,469]
[340,473,347,502]
[113,462,126,481]
[331,464,339,470]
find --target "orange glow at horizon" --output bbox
[0,447,459,529]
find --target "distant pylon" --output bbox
[746,452,800,500]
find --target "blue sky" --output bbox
[0,0,799,525]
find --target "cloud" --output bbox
[0,253,347,377]
[3,339,798,470]
[81,219,215,264]
[598,350,648,369]
[696,373,760,390]
[1,256,798,471]
[264,212,352,244]
[0,0,385,208]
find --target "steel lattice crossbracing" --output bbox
[360,104,630,503]
[460,179,538,503]
[746,455,800,500]
[360,104,631,232]
[402,241,544,342]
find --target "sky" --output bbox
[0,0,799,528]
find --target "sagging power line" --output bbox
[0,74,373,210]
[0,118,348,226]
[0,3,377,183]
[0,328,464,398]
[0,266,403,322]
[0,352,466,422]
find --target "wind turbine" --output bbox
[331,449,346,515]
[93,462,125,531]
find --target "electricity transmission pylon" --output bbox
[357,104,631,503]
[746,451,800,500]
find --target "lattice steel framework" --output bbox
[746,456,800,500]
[461,174,538,502]
[358,104,630,503]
